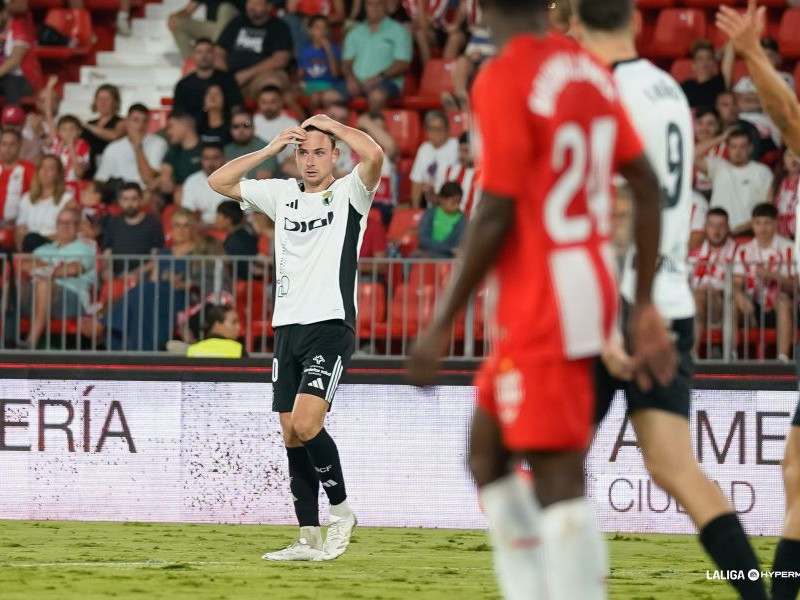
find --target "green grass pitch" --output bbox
[0,521,778,599]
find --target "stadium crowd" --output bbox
[0,0,799,357]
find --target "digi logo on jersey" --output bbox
[284,212,334,233]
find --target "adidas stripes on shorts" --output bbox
[271,320,355,412]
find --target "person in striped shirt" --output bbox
[443,132,481,217]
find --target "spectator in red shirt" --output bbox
[0,128,34,227]
[770,148,800,240]
[1,105,38,164]
[0,0,41,104]
[48,115,91,183]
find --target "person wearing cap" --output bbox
[733,76,783,158]
[1,105,39,164]
[0,128,34,231]
[727,37,796,95]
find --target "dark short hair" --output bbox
[202,142,225,154]
[169,109,196,126]
[1,128,21,142]
[57,114,82,130]
[458,131,470,145]
[707,207,729,221]
[328,100,349,112]
[203,304,237,338]
[303,125,336,150]
[439,181,463,198]
[695,107,721,122]
[575,0,633,31]
[752,203,778,220]
[308,14,329,28]
[258,85,283,98]
[217,200,244,226]
[691,39,715,58]
[425,109,449,130]
[193,37,214,48]
[231,107,254,121]
[728,127,752,143]
[119,181,143,197]
[128,103,149,117]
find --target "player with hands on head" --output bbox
[209,111,383,563]
[717,2,800,598]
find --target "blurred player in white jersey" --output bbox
[573,1,768,598]
[718,2,800,598]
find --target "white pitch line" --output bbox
[0,561,237,568]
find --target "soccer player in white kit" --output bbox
[208,115,384,561]
[718,2,800,597]
[573,1,769,598]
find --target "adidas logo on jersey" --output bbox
[308,378,325,390]
[285,199,298,209]
[321,479,338,488]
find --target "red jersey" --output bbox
[403,0,449,23]
[49,136,91,182]
[690,238,737,290]
[775,174,798,240]
[445,163,481,217]
[297,0,333,16]
[471,34,643,360]
[3,15,42,91]
[0,160,34,221]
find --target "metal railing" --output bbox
[0,253,795,363]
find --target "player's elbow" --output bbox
[207,170,225,194]
[363,143,384,167]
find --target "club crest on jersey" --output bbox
[313,355,325,365]
[322,191,334,206]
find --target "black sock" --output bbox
[286,446,319,527]
[772,538,800,599]
[700,513,768,600]
[302,428,347,506]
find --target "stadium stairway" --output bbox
[59,0,186,120]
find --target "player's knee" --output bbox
[290,412,323,442]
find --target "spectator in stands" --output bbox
[19,206,94,349]
[224,108,276,179]
[410,109,458,208]
[733,77,782,158]
[342,0,412,113]
[690,207,737,357]
[159,111,202,201]
[689,191,709,251]
[78,181,107,247]
[0,128,34,227]
[20,79,60,165]
[216,0,293,99]
[284,0,345,55]
[181,143,229,225]
[215,199,257,279]
[325,100,357,177]
[2,105,39,164]
[81,85,126,179]
[168,0,242,59]
[173,38,244,123]
[102,182,165,275]
[693,107,723,196]
[681,39,730,110]
[48,115,90,183]
[0,0,41,104]
[715,90,763,159]
[15,155,74,252]
[417,181,465,258]
[443,131,480,217]
[253,85,298,173]
[68,0,132,36]
[406,0,465,66]
[695,127,773,235]
[185,304,245,357]
[548,0,571,33]
[96,104,169,188]
[299,15,345,110]
[732,38,795,94]
[442,3,494,111]
[770,148,800,241]
[198,84,232,145]
[357,111,398,225]
[733,203,794,362]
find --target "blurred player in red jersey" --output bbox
[407,0,675,598]
[718,3,800,598]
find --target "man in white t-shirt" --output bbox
[695,127,773,234]
[95,104,168,187]
[208,114,384,563]
[410,110,458,208]
[253,85,299,173]
[180,144,229,225]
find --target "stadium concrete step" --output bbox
[145,1,205,19]
[80,65,182,87]
[131,18,172,38]
[113,33,180,58]
[96,50,182,68]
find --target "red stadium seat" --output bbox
[36,8,93,58]
[382,110,421,158]
[649,9,707,58]
[0,226,14,248]
[397,158,414,205]
[778,9,800,58]
[669,58,694,83]
[357,282,387,338]
[732,60,750,85]
[29,0,61,9]
[386,283,437,337]
[149,108,170,134]
[635,0,674,7]
[387,207,424,256]
[403,59,456,110]
[683,0,740,7]
[407,262,453,290]
[99,276,138,305]
[447,110,469,140]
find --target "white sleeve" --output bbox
[410,144,431,184]
[239,178,289,220]
[761,168,775,203]
[706,156,722,181]
[181,176,199,211]
[348,165,378,216]
[691,192,708,232]
[94,145,114,181]
[144,136,169,170]
[17,193,30,227]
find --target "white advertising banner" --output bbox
[0,380,794,535]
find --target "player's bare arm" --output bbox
[300,114,384,190]
[717,0,800,154]
[407,193,515,386]
[618,154,678,391]
[694,129,732,175]
[207,126,309,201]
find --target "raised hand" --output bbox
[266,127,307,155]
[716,0,766,59]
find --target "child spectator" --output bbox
[299,15,345,110]
[770,148,800,240]
[681,39,730,110]
[733,203,794,362]
[48,115,90,183]
[693,107,724,196]
[417,181,466,258]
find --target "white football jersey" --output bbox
[616,59,695,320]
[239,167,376,328]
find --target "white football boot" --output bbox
[313,512,357,561]
[262,527,323,561]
